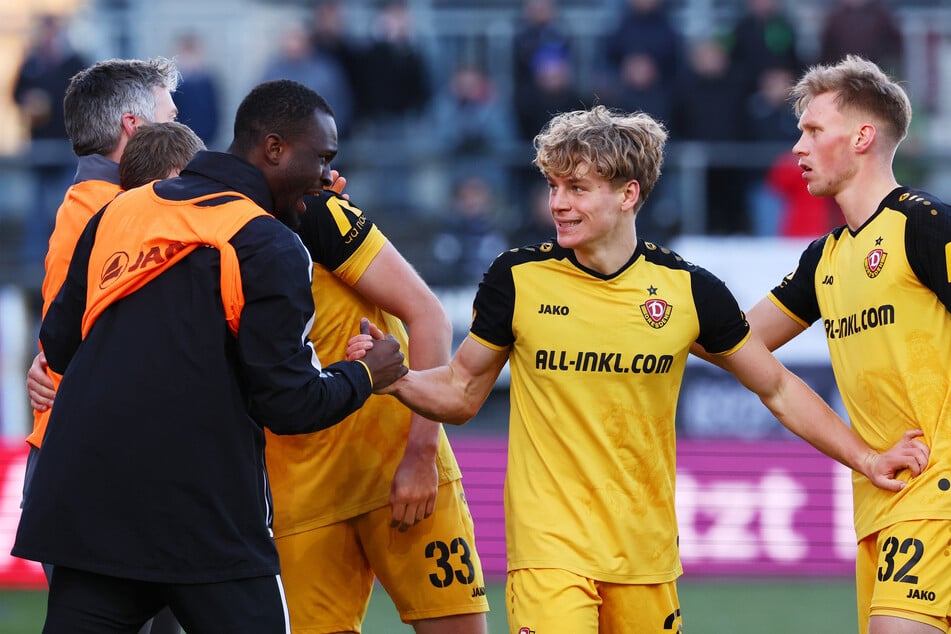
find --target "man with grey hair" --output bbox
[23,56,181,634]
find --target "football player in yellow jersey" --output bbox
[264,186,489,634]
[745,56,951,634]
[352,105,930,633]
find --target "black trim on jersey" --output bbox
[564,243,640,281]
[470,240,749,354]
[637,242,750,354]
[690,268,750,354]
[894,187,951,311]
[296,191,375,270]
[769,232,840,326]
[772,187,951,322]
[470,245,547,348]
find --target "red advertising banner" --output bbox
[0,442,46,589]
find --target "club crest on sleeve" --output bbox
[864,248,887,278]
[640,298,672,328]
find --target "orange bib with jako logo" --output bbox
[82,183,267,338]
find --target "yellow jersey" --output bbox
[266,192,461,536]
[469,239,750,583]
[769,187,951,540]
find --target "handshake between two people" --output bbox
[355,318,409,393]
[27,317,409,412]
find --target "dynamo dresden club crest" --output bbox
[864,248,887,278]
[640,298,672,328]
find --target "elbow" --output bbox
[411,296,453,346]
[443,408,476,426]
[443,394,485,426]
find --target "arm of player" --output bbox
[745,296,807,351]
[350,321,508,426]
[690,297,807,361]
[710,335,929,492]
[353,242,452,531]
[390,336,508,425]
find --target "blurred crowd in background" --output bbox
[2,0,949,296]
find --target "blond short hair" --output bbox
[532,105,667,212]
[791,55,912,146]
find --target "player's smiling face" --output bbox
[546,165,636,253]
[270,110,337,229]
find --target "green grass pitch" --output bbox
[0,578,856,633]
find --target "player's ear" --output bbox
[262,133,285,166]
[854,123,876,153]
[621,179,640,211]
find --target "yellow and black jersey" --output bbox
[266,192,461,536]
[470,238,750,583]
[769,186,951,540]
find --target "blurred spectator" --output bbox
[512,45,588,211]
[598,52,673,125]
[672,39,745,141]
[743,66,801,235]
[307,0,363,138]
[512,0,572,124]
[819,0,903,76]
[515,181,556,246]
[727,0,802,107]
[514,46,586,142]
[765,153,840,237]
[432,62,515,192]
[433,63,514,155]
[352,0,431,137]
[603,0,681,81]
[745,66,799,143]
[260,23,353,138]
[429,174,509,286]
[171,32,221,147]
[13,13,87,274]
[671,37,749,235]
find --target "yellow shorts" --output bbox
[275,479,488,633]
[856,519,951,633]
[505,568,682,634]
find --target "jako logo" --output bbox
[537,304,569,315]
[100,252,130,289]
[518,628,535,634]
[99,242,188,290]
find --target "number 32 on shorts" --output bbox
[877,536,923,584]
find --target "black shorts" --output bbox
[43,567,288,634]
